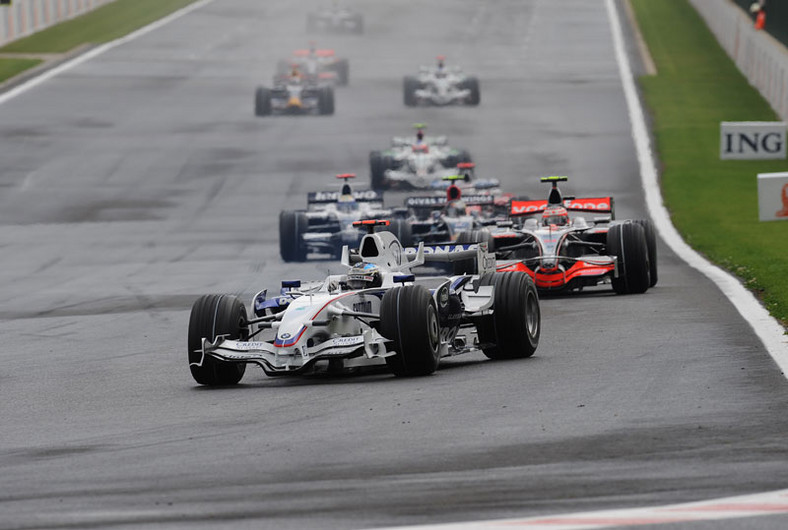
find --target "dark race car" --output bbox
[255,68,334,116]
[279,174,411,261]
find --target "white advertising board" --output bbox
[757,172,788,222]
[721,122,786,160]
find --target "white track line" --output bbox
[376,488,788,529]
[0,0,216,107]
[606,0,788,374]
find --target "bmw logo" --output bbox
[280,333,291,339]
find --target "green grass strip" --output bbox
[0,58,43,83]
[631,0,788,326]
[0,0,200,54]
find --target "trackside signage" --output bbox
[757,172,788,222]
[720,122,786,160]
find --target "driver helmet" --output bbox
[346,262,382,290]
[437,55,445,69]
[541,206,570,226]
[416,130,424,143]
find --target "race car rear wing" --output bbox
[403,243,496,275]
[405,194,495,209]
[308,189,384,204]
[510,197,614,217]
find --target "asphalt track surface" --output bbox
[1,1,787,529]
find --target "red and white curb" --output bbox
[376,488,788,529]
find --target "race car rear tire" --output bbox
[453,229,495,275]
[608,222,650,294]
[279,210,308,262]
[255,87,272,117]
[403,75,419,106]
[464,77,480,105]
[188,294,248,386]
[380,285,441,377]
[380,218,413,247]
[318,86,335,115]
[633,219,658,287]
[334,59,349,85]
[476,271,540,359]
[370,150,386,190]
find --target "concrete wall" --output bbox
[0,0,117,47]
[690,0,788,120]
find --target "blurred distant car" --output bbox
[255,67,334,116]
[307,5,363,34]
[404,56,480,107]
[277,43,349,86]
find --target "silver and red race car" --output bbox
[187,221,541,384]
[276,43,349,86]
[486,176,658,294]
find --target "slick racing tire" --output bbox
[188,294,248,386]
[464,77,480,105]
[476,271,540,359]
[279,210,308,262]
[255,87,272,116]
[369,150,387,190]
[403,75,419,106]
[380,285,441,377]
[382,218,413,247]
[334,59,349,85]
[633,219,658,287]
[607,222,650,294]
[318,86,335,115]
[453,229,494,275]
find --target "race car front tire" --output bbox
[318,86,335,115]
[380,285,441,377]
[403,75,419,106]
[608,222,650,294]
[370,150,387,190]
[334,59,349,85]
[279,210,308,262]
[255,87,272,116]
[633,219,658,287]
[453,229,495,274]
[476,271,540,359]
[464,77,480,105]
[188,294,248,386]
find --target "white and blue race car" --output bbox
[188,221,541,384]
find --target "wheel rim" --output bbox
[525,290,539,339]
[427,305,439,353]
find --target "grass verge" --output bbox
[631,0,788,327]
[0,0,201,83]
[0,58,43,83]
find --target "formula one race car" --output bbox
[369,124,472,190]
[404,56,480,107]
[277,43,349,86]
[255,68,334,116]
[187,221,541,384]
[487,176,658,294]
[406,175,508,245]
[306,5,363,34]
[279,174,411,261]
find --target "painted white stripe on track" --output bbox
[0,0,216,107]
[375,488,788,529]
[604,0,788,374]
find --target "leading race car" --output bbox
[369,124,472,190]
[187,221,541,384]
[487,176,658,294]
[276,42,349,86]
[279,174,411,261]
[255,67,334,116]
[404,56,480,107]
[306,4,363,34]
